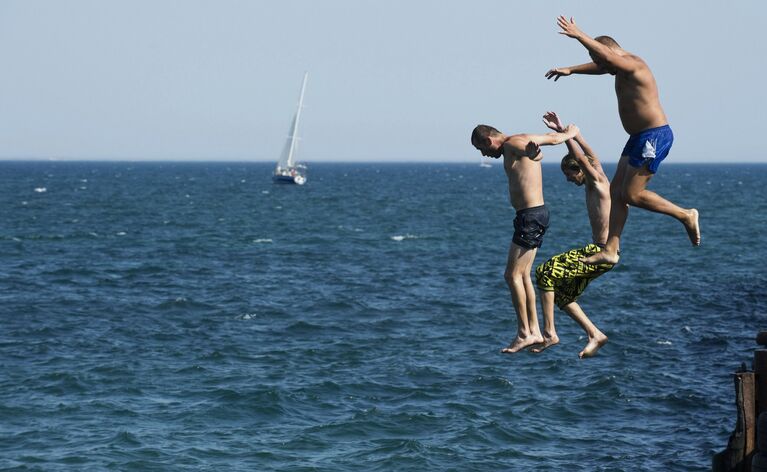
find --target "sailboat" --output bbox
[273,72,308,185]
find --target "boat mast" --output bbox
[286,72,308,168]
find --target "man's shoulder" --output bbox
[622,53,652,75]
[505,134,530,143]
[502,136,526,154]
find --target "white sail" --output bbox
[276,72,308,170]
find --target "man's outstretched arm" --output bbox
[572,133,600,166]
[569,133,603,181]
[508,125,580,159]
[556,16,639,73]
[524,124,580,147]
[542,112,601,180]
[545,62,606,81]
[544,112,585,157]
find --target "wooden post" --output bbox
[752,333,767,471]
[754,350,767,418]
[714,333,767,472]
[741,372,757,471]
[714,372,758,472]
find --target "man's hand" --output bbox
[542,111,565,132]
[557,16,583,39]
[545,67,571,81]
[525,141,542,160]
[563,124,580,138]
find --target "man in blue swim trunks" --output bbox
[546,16,700,265]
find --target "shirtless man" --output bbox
[471,122,579,353]
[546,16,700,265]
[533,112,613,358]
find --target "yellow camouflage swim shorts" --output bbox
[535,243,614,309]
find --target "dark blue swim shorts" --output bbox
[512,205,550,250]
[622,124,674,174]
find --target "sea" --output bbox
[1,161,765,471]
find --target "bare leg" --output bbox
[501,243,543,354]
[583,156,700,266]
[523,250,542,340]
[562,302,607,358]
[530,290,559,353]
[621,164,700,246]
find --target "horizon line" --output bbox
[0,159,764,165]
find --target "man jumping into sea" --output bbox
[546,16,700,265]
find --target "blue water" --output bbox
[1,161,765,471]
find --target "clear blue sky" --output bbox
[0,0,764,162]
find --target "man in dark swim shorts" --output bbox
[471,120,579,354]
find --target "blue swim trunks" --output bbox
[622,124,674,174]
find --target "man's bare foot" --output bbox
[579,333,608,359]
[530,334,560,353]
[684,209,700,246]
[501,335,544,354]
[580,250,620,266]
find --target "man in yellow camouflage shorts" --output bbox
[532,112,614,358]
[537,244,613,308]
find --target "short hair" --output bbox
[471,124,500,145]
[594,35,620,49]
[560,153,594,173]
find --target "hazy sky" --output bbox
[1,1,765,162]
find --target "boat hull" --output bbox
[272,173,306,185]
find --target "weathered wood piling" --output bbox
[713,331,767,472]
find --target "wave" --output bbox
[155,297,217,311]
[390,234,419,241]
